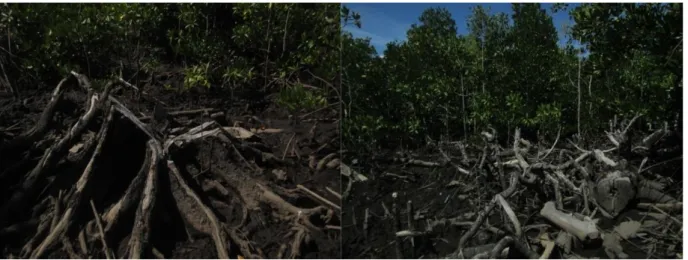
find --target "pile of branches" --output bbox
[374,118,681,259]
[0,72,341,258]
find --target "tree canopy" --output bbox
[342,3,682,152]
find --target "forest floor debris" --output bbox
[343,122,682,259]
[0,72,340,259]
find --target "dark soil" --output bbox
[0,73,340,259]
[342,132,682,259]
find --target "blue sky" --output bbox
[343,3,580,54]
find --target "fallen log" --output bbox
[540,201,599,241]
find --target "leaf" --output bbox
[614,220,641,239]
[341,6,349,17]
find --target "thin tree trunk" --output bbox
[576,39,582,137]
[263,5,273,89]
[461,76,467,141]
[588,75,592,119]
[0,55,16,100]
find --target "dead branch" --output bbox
[457,167,520,251]
[495,194,521,237]
[593,149,617,167]
[406,200,415,249]
[396,217,504,238]
[512,129,530,169]
[296,184,340,211]
[636,202,682,211]
[488,236,539,259]
[325,187,341,200]
[341,163,368,182]
[539,127,561,160]
[316,153,337,172]
[438,145,471,175]
[139,108,218,121]
[456,130,530,251]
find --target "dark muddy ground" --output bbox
[0,74,340,259]
[342,131,682,259]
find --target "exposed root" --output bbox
[127,140,161,259]
[289,225,307,258]
[296,184,341,212]
[256,183,326,232]
[61,237,81,259]
[102,149,150,233]
[50,190,63,231]
[19,219,50,258]
[2,72,340,259]
[3,82,112,222]
[166,160,229,259]
[30,103,114,259]
[225,227,259,259]
[90,200,113,259]
[0,76,71,155]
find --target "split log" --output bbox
[593,171,636,217]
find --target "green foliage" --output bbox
[222,64,255,86]
[277,84,327,112]
[340,5,361,28]
[344,3,681,151]
[1,3,338,114]
[183,63,210,90]
[569,3,682,129]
